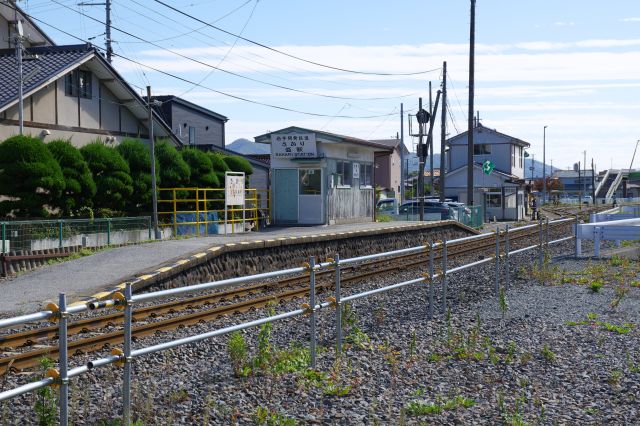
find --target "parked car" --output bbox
[398,200,451,220]
[376,198,398,215]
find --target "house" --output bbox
[149,95,227,149]
[370,137,409,201]
[255,126,392,225]
[552,169,594,197]
[443,123,530,220]
[0,1,54,49]
[0,43,179,146]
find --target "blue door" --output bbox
[274,169,298,224]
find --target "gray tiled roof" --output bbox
[0,44,93,111]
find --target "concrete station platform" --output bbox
[0,220,478,315]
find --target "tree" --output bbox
[80,141,133,213]
[0,135,65,217]
[181,148,219,188]
[116,138,157,214]
[155,140,190,188]
[47,139,96,216]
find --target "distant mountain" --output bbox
[227,138,270,155]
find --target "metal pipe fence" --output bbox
[0,217,576,424]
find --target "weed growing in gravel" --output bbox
[540,345,556,363]
[34,357,57,426]
[167,388,189,404]
[96,419,144,426]
[498,287,509,319]
[227,331,249,377]
[610,282,630,309]
[565,313,633,335]
[588,278,604,293]
[609,255,627,267]
[520,352,533,365]
[404,395,475,416]
[408,330,418,360]
[253,406,297,426]
[505,341,517,364]
[607,369,622,385]
[498,390,529,426]
[342,303,371,349]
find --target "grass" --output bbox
[565,313,634,335]
[540,345,556,363]
[405,395,475,417]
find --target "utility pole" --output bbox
[78,0,113,62]
[440,61,447,203]
[417,98,426,221]
[428,82,434,196]
[400,103,405,202]
[542,125,547,205]
[467,0,476,206]
[15,18,24,135]
[530,154,535,183]
[591,158,596,204]
[147,86,160,239]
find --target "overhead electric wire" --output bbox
[49,0,422,102]
[445,69,467,127]
[152,0,440,77]
[17,8,414,120]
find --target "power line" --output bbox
[49,0,423,102]
[152,0,440,77]
[17,8,413,120]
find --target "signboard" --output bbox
[225,172,245,206]
[352,162,360,178]
[482,160,495,175]
[271,133,317,159]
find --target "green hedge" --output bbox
[0,136,255,219]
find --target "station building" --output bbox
[255,127,392,225]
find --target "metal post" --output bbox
[545,217,550,251]
[441,239,447,314]
[334,253,342,355]
[505,224,510,291]
[58,220,63,248]
[594,227,601,258]
[538,218,543,271]
[428,242,434,320]
[58,293,69,426]
[494,227,500,295]
[1,222,5,254]
[148,217,152,240]
[309,256,317,368]
[575,215,581,257]
[107,218,111,245]
[122,283,133,425]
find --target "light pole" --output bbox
[542,126,548,204]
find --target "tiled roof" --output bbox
[0,44,93,111]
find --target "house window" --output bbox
[473,144,491,155]
[487,192,501,207]
[336,161,352,187]
[359,163,373,187]
[65,70,92,98]
[188,127,196,145]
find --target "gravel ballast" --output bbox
[1,240,639,425]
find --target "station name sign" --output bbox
[271,133,317,159]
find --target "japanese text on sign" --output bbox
[225,172,245,206]
[271,133,317,159]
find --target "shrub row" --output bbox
[0,135,253,218]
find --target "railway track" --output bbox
[0,220,572,373]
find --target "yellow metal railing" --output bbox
[158,187,270,236]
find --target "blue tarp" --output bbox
[175,212,219,236]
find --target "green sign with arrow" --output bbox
[482,160,495,175]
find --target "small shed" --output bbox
[255,127,392,225]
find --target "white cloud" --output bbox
[621,17,640,22]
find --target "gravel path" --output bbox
[2,240,639,425]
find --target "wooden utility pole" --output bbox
[440,61,447,202]
[467,0,476,205]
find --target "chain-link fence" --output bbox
[1,217,152,253]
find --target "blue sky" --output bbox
[20,0,640,170]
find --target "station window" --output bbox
[473,144,491,155]
[299,169,321,195]
[487,192,501,207]
[359,163,373,187]
[65,70,92,99]
[336,161,352,187]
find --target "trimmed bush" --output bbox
[181,148,220,188]
[223,155,253,176]
[47,139,96,216]
[155,140,190,188]
[116,138,158,214]
[80,141,133,213]
[0,135,65,217]
[208,151,230,185]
